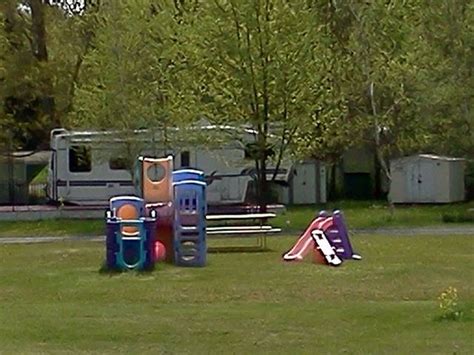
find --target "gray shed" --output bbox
[0,151,49,204]
[389,154,465,203]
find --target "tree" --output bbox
[71,0,195,168]
[309,1,438,201]
[318,0,473,201]
[183,0,346,209]
[417,0,473,157]
[0,0,97,150]
[417,0,474,198]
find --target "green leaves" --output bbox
[416,0,474,157]
[184,1,345,162]
[0,0,470,171]
[72,1,189,131]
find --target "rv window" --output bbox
[109,157,128,170]
[181,151,190,167]
[69,145,91,173]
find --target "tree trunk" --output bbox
[29,0,58,146]
[255,124,269,213]
[328,162,338,201]
[258,155,268,213]
[29,0,48,62]
[369,82,394,212]
[374,149,382,199]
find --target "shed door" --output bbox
[418,160,436,202]
[407,162,418,202]
[408,159,435,202]
[292,163,317,204]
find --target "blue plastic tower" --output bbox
[173,171,207,267]
[105,196,157,271]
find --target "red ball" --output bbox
[154,241,166,262]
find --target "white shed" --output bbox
[290,160,327,204]
[389,154,465,203]
[273,160,327,205]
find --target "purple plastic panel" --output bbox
[173,181,206,267]
[178,214,199,227]
[105,221,120,269]
[330,210,360,260]
[144,218,158,268]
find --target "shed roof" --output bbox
[1,151,50,164]
[392,154,465,164]
[418,154,465,161]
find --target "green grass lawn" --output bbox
[0,200,472,238]
[0,235,473,354]
[273,200,474,230]
[0,219,104,238]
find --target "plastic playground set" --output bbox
[282,210,362,266]
[104,155,361,271]
[105,156,207,270]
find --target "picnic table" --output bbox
[206,212,281,252]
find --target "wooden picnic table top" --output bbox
[207,225,274,231]
[206,227,282,235]
[206,213,276,221]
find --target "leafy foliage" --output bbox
[417,0,474,157]
[308,1,473,199]
[0,0,98,149]
[182,0,352,204]
[0,0,471,201]
[70,0,197,166]
[72,1,189,130]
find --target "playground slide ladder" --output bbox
[173,178,207,267]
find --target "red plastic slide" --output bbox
[282,216,334,261]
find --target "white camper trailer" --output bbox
[47,127,292,206]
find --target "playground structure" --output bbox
[105,157,207,270]
[282,210,361,266]
[104,154,359,271]
[105,153,284,270]
[173,170,207,266]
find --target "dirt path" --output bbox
[350,226,474,236]
[0,226,472,245]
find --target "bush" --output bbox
[441,211,474,223]
[436,286,463,321]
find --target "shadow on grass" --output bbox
[442,211,474,223]
[98,262,155,276]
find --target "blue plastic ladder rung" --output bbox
[177,230,201,236]
[176,235,203,242]
[180,229,204,235]
[121,236,142,241]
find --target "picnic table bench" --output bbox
[205,212,281,252]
